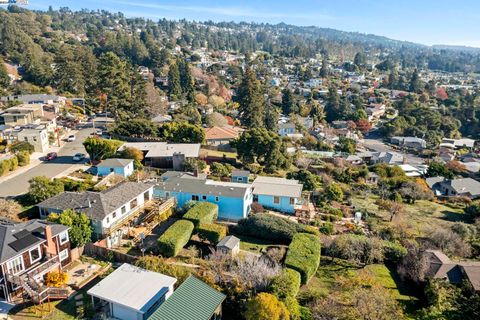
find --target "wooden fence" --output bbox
[84,242,138,264]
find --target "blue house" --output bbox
[154,172,253,221]
[97,158,135,178]
[278,122,296,137]
[252,176,303,214]
[231,170,250,184]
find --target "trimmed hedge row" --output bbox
[234,214,319,244]
[157,220,194,257]
[269,268,301,299]
[183,202,218,227]
[285,233,321,284]
[198,223,227,244]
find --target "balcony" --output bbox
[27,255,60,280]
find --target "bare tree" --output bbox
[426,227,471,258]
[397,243,428,283]
[0,199,22,221]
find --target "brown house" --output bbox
[0,219,71,303]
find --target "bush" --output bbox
[269,268,301,299]
[285,233,321,284]
[8,157,18,171]
[10,141,34,154]
[382,241,407,263]
[234,214,317,244]
[17,151,30,166]
[319,222,334,235]
[45,271,68,287]
[197,223,227,244]
[245,292,290,320]
[158,220,194,257]
[183,202,218,227]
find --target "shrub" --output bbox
[197,223,227,244]
[382,241,407,263]
[45,271,68,287]
[17,151,30,166]
[158,220,194,257]
[10,141,34,154]
[244,292,290,320]
[8,157,18,171]
[269,268,301,299]
[183,202,218,227]
[319,222,334,235]
[234,214,316,244]
[285,233,321,284]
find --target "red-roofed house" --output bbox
[204,126,244,148]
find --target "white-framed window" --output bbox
[59,231,69,245]
[165,192,170,198]
[112,212,117,219]
[215,196,219,202]
[29,246,42,264]
[121,206,126,214]
[273,196,280,204]
[6,256,24,275]
[106,217,110,224]
[59,249,69,262]
[289,197,295,205]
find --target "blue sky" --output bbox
[27,0,480,47]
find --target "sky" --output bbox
[25,0,480,47]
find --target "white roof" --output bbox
[252,176,303,198]
[87,263,176,313]
[120,142,201,158]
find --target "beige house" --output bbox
[0,104,45,127]
[16,127,49,153]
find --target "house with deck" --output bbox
[154,172,253,221]
[251,176,303,214]
[0,219,71,303]
[97,158,134,178]
[426,177,480,199]
[88,263,176,320]
[37,182,154,240]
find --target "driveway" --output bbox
[0,127,96,198]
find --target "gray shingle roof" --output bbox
[216,235,240,250]
[37,181,154,221]
[148,275,225,320]
[444,178,480,196]
[252,176,303,198]
[97,158,133,168]
[0,219,68,263]
[231,170,250,177]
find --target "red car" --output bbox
[45,152,57,161]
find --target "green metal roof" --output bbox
[148,275,226,320]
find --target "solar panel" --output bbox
[13,229,30,239]
[9,234,40,252]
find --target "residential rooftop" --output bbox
[252,176,303,198]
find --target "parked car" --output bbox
[45,152,57,161]
[67,135,76,142]
[72,153,86,161]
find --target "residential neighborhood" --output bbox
[0,2,480,320]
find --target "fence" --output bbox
[84,242,138,264]
[70,246,84,262]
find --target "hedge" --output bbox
[269,268,301,299]
[183,202,218,227]
[198,223,227,244]
[0,156,19,176]
[157,220,194,257]
[234,214,319,244]
[285,233,321,284]
[17,151,30,166]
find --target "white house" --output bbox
[88,263,176,320]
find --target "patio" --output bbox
[65,260,105,290]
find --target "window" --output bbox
[202,195,207,200]
[215,196,219,202]
[290,198,295,205]
[121,206,126,214]
[273,196,280,204]
[59,231,69,245]
[29,246,41,264]
[7,256,24,275]
[112,212,117,219]
[59,249,69,262]
[192,195,199,201]
[106,217,110,224]
[237,177,243,182]
[130,198,138,209]
[165,192,170,198]
[144,191,150,202]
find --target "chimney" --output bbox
[44,225,57,256]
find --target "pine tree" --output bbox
[97,52,131,119]
[265,103,280,132]
[409,69,423,93]
[238,67,265,128]
[178,59,195,103]
[320,59,329,78]
[0,58,10,89]
[54,46,85,95]
[281,88,295,115]
[168,59,181,100]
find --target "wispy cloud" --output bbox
[104,0,335,21]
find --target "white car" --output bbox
[67,134,76,142]
[72,153,85,161]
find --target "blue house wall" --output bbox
[97,163,134,178]
[256,194,296,214]
[231,175,249,183]
[278,127,295,136]
[154,188,252,221]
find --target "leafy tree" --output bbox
[45,271,68,287]
[54,45,85,95]
[238,67,265,128]
[426,161,454,179]
[245,292,290,320]
[28,176,64,203]
[325,87,349,122]
[336,137,356,154]
[354,52,367,67]
[409,69,423,93]
[309,99,325,127]
[0,199,22,221]
[281,88,296,115]
[265,104,280,132]
[233,128,291,173]
[184,158,207,172]
[111,119,158,138]
[324,183,343,202]
[159,121,205,143]
[48,209,92,248]
[287,170,321,191]
[210,162,232,177]
[83,137,123,162]
[0,58,10,88]
[319,59,329,78]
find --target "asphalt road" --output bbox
[0,126,95,198]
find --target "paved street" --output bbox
[0,127,95,198]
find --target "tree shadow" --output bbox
[440,210,468,223]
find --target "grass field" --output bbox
[352,194,465,233]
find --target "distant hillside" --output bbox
[432,44,480,53]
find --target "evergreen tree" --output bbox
[325,87,348,122]
[409,69,423,93]
[238,67,265,128]
[178,59,195,103]
[309,99,325,127]
[354,52,367,67]
[168,59,181,100]
[281,88,295,115]
[75,46,97,97]
[97,52,131,119]
[0,59,10,89]
[265,103,280,132]
[54,45,85,95]
[320,59,329,78]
